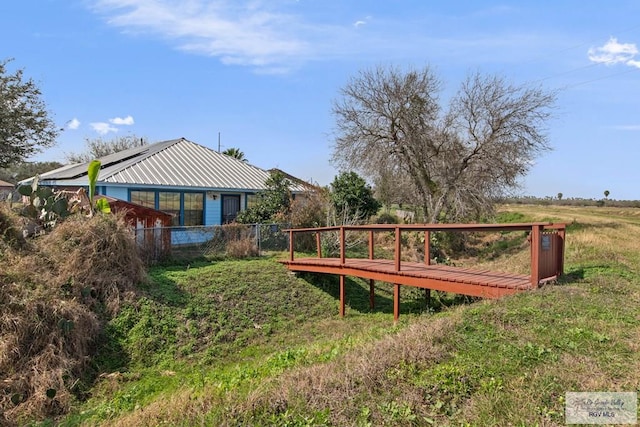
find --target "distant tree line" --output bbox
[497,195,640,208]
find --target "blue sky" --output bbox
[1,1,639,200]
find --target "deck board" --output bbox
[281,257,532,299]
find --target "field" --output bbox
[30,205,640,425]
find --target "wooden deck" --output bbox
[282,258,532,297]
[280,223,566,321]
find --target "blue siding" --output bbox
[105,186,128,200]
[171,228,216,246]
[100,185,249,227]
[206,197,221,226]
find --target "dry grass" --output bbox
[0,213,145,425]
[206,223,259,258]
[238,313,461,426]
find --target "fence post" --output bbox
[256,224,261,255]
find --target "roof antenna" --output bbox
[218,132,221,153]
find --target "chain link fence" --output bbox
[133,223,290,263]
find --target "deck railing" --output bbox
[286,222,566,287]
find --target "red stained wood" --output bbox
[282,257,531,298]
[281,223,566,319]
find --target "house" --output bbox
[30,138,309,226]
[0,179,13,197]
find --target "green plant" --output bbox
[87,160,111,215]
[17,175,72,229]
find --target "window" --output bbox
[129,190,205,226]
[159,192,181,226]
[246,193,258,210]
[184,193,204,226]
[130,190,155,209]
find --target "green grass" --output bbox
[53,255,431,426]
[40,205,640,426]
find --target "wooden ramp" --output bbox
[280,223,566,321]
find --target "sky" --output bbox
[1,0,639,200]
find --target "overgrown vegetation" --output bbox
[0,210,144,425]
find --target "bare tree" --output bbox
[331,65,556,223]
[65,135,148,163]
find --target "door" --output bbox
[222,195,241,223]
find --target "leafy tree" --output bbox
[236,170,292,223]
[222,147,247,162]
[0,161,63,184]
[331,65,556,223]
[65,135,148,163]
[557,192,563,201]
[0,58,58,168]
[604,190,610,199]
[330,171,381,222]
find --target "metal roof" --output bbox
[35,138,308,192]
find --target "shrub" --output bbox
[0,204,26,252]
[206,223,258,258]
[376,212,400,224]
[0,213,145,424]
[227,238,259,258]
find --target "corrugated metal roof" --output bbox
[35,138,307,192]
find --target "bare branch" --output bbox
[331,65,557,223]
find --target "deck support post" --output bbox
[368,230,375,260]
[340,227,346,265]
[425,288,431,310]
[531,225,542,287]
[394,227,401,272]
[339,275,346,317]
[289,229,294,262]
[557,228,565,277]
[369,279,375,310]
[316,232,322,258]
[393,283,400,322]
[424,230,431,265]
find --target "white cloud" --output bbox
[91,122,119,135]
[91,0,311,72]
[588,37,639,66]
[626,59,640,69]
[67,118,81,130]
[88,1,561,72]
[353,15,371,28]
[109,115,135,125]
